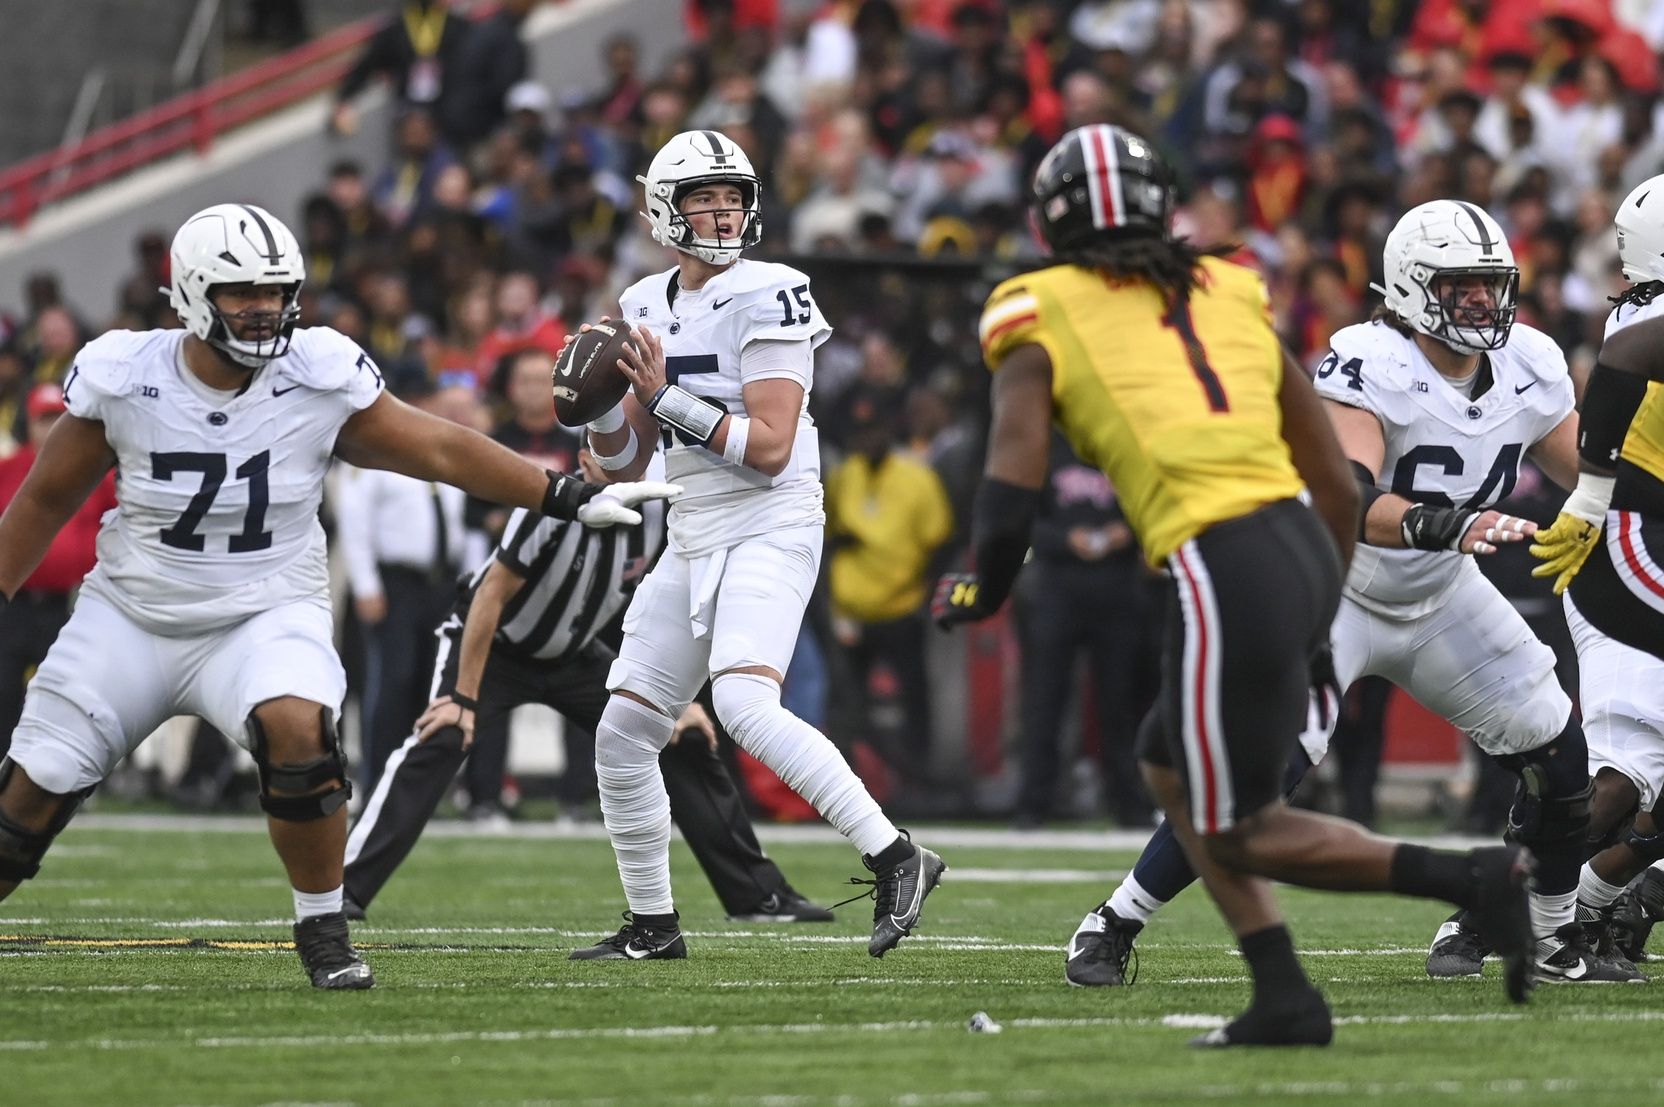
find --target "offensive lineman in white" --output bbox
[0,203,671,989]
[1065,200,1632,987]
[572,130,946,960]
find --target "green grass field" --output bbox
[5,817,1662,1106]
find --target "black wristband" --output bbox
[450,692,478,712]
[1349,460,1385,539]
[1578,362,1650,470]
[541,470,597,520]
[969,478,1042,612]
[1400,502,1476,551]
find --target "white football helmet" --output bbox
[637,130,762,265]
[168,202,304,368]
[1616,173,1664,285]
[1377,199,1518,354]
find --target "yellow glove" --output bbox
[1529,512,1603,595]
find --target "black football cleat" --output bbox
[1536,922,1646,983]
[856,836,947,957]
[1611,867,1664,963]
[293,911,374,990]
[726,889,835,923]
[1190,989,1333,1049]
[1426,909,1489,978]
[568,912,688,961]
[1465,845,1537,1003]
[1065,903,1141,987]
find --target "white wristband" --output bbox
[587,401,626,435]
[1562,473,1616,525]
[722,415,750,465]
[592,427,640,472]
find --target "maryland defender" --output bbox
[935,124,1536,1046]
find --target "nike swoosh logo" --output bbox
[1515,381,1537,395]
[624,944,652,960]
[1067,940,1086,961]
[325,966,364,981]
[713,298,733,309]
[273,384,301,397]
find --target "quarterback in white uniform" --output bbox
[573,130,945,961]
[0,203,670,990]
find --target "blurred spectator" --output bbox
[0,384,117,759]
[23,307,81,386]
[467,347,581,543]
[596,34,647,129]
[338,375,472,792]
[115,231,173,330]
[442,0,539,150]
[475,271,568,391]
[331,0,473,144]
[1012,434,1153,828]
[825,387,952,788]
[371,108,456,230]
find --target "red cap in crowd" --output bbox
[26,383,66,419]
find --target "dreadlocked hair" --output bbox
[1055,236,1239,309]
[1610,281,1664,309]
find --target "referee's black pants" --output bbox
[0,590,73,760]
[344,622,794,916]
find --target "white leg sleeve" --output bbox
[712,672,899,857]
[595,696,677,914]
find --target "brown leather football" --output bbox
[552,321,635,427]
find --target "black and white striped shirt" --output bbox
[459,497,667,663]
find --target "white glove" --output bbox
[575,481,682,528]
[1559,473,1616,525]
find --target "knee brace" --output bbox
[1503,721,1593,852]
[249,708,352,822]
[0,758,92,882]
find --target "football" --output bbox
[552,321,635,427]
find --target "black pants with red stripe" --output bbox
[1570,508,1664,661]
[1137,499,1342,834]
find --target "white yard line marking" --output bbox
[8,1009,1664,1054]
[66,813,1501,853]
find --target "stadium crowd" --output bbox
[3,0,1664,827]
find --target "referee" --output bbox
[342,456,833,922]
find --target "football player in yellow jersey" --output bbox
[1530,172,1664,961]
[935,124,1535,1046]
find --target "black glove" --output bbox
[1309,642,1341,733]
[541,470,601,520]
[932,572,994,628]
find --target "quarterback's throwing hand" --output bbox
[1529,512,1603,595]
[932,572,993,628]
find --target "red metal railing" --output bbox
[0,15,381,228]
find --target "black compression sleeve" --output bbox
[1349,460,1384,539]
[970,478,1042,612]
[1579,362,1651,469]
